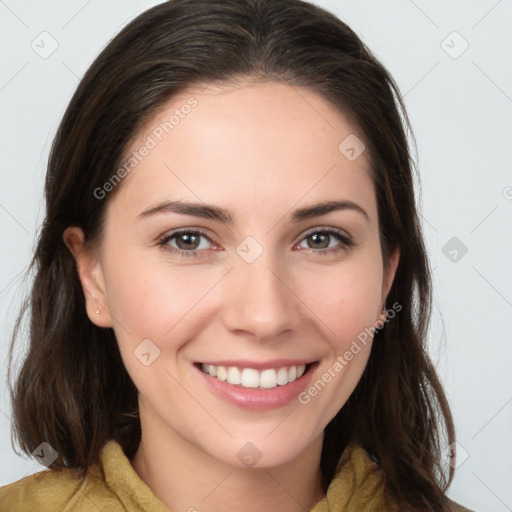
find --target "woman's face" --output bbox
[69,80,398,468]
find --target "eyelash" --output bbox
[157,227,353,258]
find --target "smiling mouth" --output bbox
[196,362,316,389]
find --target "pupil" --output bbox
[309,233,329,249]
[177,233,199,250]
[175,233,331,251]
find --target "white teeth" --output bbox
[277,367,288,385]
[227,367,241,385]
[259,369,277,389]
[200,363,309,389]
[241,368,259,388]
[216,366,227,381]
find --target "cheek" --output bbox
[104,269,171,337]
[295,262,382,420]
[103,257,219,351]
[296,256,384,343]
[103,263,203,390]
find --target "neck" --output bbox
[131,400,326,512]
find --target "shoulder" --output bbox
[0,467,83,511]
[0,440,169,512]
[0,462,118,511]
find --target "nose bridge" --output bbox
[222,244,300,339]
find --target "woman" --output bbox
[0,0,473,510]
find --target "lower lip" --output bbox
[194,363,318,411]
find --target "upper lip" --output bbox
[196,359,316,371]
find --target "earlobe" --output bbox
[62,227,113,328]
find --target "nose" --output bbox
[221,253,302,341]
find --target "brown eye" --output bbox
[305,232,331,249]
[159,229,215,257]
[297,228,353,254]
[174,232,201,250]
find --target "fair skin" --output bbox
[64,80,399,512]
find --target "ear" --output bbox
[374,245,400,327]
[382,245,400,302]
[63,227,113,328]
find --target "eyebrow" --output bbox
[137,199,369,223]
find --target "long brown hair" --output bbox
[7,0,455,509]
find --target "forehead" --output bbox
[110,80,375,223]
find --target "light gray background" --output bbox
[1,1,511,510]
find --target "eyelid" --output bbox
[158,227,215,243]
[298,225,351,241]
[294,226,353,253]
[158,225,353,258]
[157,228,218,255]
